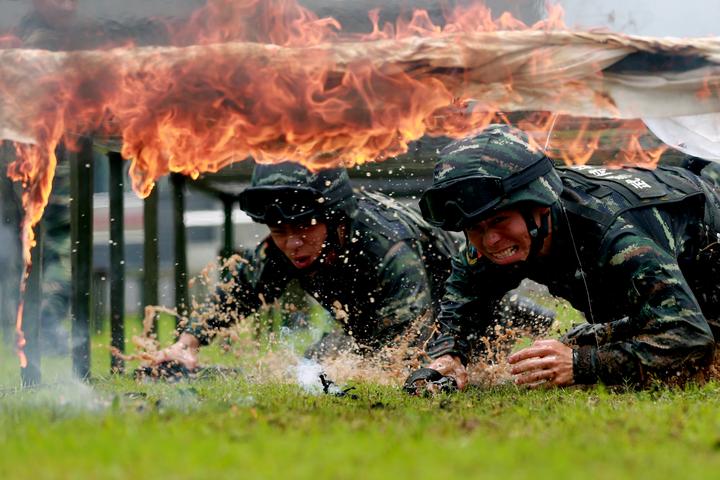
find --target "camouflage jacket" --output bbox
[188,191,458,350]
[428,165,720,386]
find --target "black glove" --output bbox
[403,367,458,396]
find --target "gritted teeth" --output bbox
[490,246,518,260]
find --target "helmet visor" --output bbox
[239,186,325,223]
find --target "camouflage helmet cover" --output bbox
[424,124,563,229]
[242,161,356,224]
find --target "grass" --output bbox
[2,376,720,479]
[1,309,720,479]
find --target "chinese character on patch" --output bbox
[625,178,652,189]
[588,168,612,177]
[606,174,631,181]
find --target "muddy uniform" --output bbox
[428,165,720,385]
[188,191,457,351]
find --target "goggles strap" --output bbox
[521,207,550,260]
[323,217,344,255]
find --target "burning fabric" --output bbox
[1,30,719,304]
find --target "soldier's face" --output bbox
[269,221,328,269]
[465,207,547,265]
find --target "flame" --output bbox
[0,34,21,48]
[697,77,720,102]
[1,0,716,366]
[516,113,668,167]
[556,119,601,166]
[171,0,341,46]
[614,134,669,167]
[15,300,27,368]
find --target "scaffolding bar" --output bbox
[70,138,93,380]
[171,173,188,325]
[143,186,159,334]
[108,152,125,373]
[221,195,234,258]
[20,224,43,386]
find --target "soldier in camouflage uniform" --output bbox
[153,162,459,369]
[406,124,720,390]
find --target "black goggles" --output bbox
[239,183,351,224]
[239,186,324,223]
[419,156,553,231]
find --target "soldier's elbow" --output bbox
[689,327,716,367]
[699,332,716,362]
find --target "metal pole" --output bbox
[108,152,125,374]
[221,195,235,259]
[143,186,159,335]
[20,224,43,386]
[70,137,93,380]
[171,173,188,325]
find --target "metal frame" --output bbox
[108,151,125,373]
[20,223,42,386]
[70,137,94,380]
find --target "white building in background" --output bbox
[559,0,717,37]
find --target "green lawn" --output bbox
[2,376,720,479]
[2,311,720,479]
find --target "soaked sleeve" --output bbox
[426,253,497,363]
[366,241,433,348]
[572,231,715,386]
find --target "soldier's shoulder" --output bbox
[352,191,420,242]
[347,215,398,263]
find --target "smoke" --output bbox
[0,0,549,51]
[1,374,109,413]
[293,358,326,394]
[0,0,201,34]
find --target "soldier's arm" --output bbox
[426,253,497,364]
[152,243,288,368]
[572,232,715,385]
[368,241,434,348]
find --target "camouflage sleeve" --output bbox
[426,252,497,363]
[367,241,433,348]
[184,242,286,345]
[570,231,715,385]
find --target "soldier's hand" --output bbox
[149,333,200,370]
[508,339,574,388]
[428,354,468,390]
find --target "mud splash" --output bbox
[116,256,720,390]
[115,255,575,389]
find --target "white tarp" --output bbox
[644,113,720,160]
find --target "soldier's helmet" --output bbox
[239,161,356,225]
[419,124,563,231]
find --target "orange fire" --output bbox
[515,113,667,167]
[1,0,716,367]
[0,34,21,48]
[15,301,27,368]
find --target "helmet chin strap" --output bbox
[520,207,550,261]
[315,215,348,267]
